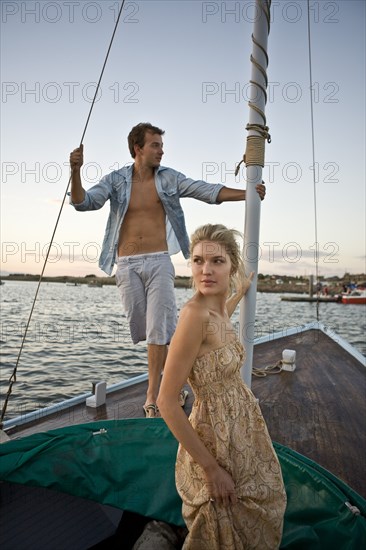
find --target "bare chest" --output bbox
[128,177,162,213]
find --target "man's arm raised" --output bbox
[69,144,85,204]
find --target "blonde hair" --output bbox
[190,224,245,292]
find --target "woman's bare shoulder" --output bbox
[179,298,210,324]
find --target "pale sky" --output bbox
[1,0,365,278]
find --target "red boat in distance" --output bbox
[341,285,366,304]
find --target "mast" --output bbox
[239,0,271,387]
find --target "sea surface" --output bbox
[1,280,365,420]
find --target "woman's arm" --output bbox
[158,304,215,471]
[157,304,237,505]
[226,271,254,318]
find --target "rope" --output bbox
[235,0,272,177]
[253,360,283,377]
[0,0,127,426]
[260,0,271,35]
[307,0,320,321]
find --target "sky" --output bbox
[1,0,365,279]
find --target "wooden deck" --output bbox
[5,329,366,498]
[252,329,366,498]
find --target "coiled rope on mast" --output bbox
[235,0,271,177]
[1,0,126,426]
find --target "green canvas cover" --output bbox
[0,418,365,548]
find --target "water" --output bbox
[1,281,365,420]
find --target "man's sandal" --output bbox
[143,404,160,418]
[144,391,187,417]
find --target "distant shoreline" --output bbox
[1,273,364,295]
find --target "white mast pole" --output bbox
[239,0,271,387]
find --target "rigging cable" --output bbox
[1,0,127,425]
[307,0,320,321]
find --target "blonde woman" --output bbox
[157,224,286,549]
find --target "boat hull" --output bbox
[341,296,366,304]
[1,418,365,549]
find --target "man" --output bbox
[69,122,265,417]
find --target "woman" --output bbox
[157,224,286,549]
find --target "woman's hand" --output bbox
[236,270,254,298]
[204,464,237,507]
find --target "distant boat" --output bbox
[342,290,366,305]
[65,282,81,287]
[87,280,103,288]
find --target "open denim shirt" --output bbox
[70,164,224,275]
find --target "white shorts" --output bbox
[115,252,177,345]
